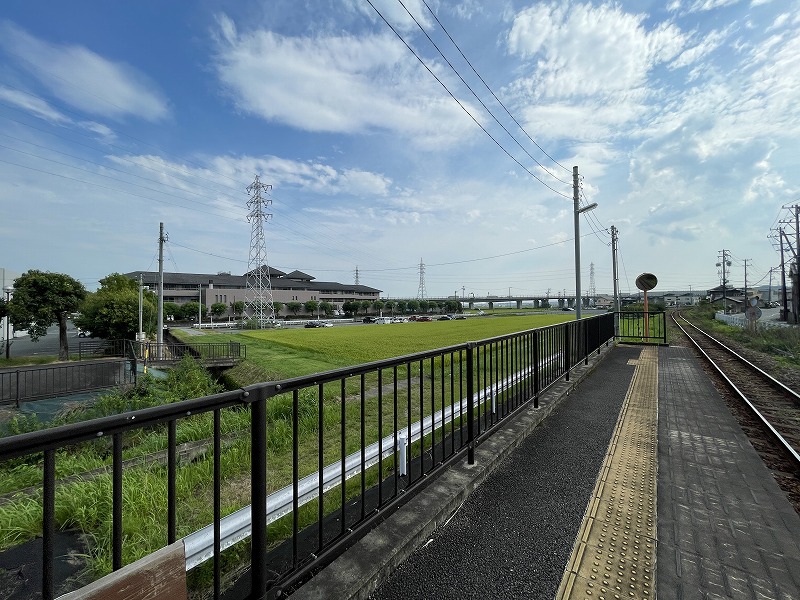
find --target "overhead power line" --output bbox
[365,0,571,199]
[399,0,571,186]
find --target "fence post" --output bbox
[661,312,667,344]
[466,343,475,465]
[533,330,540,409]
[250,387,268,597]
[583,319,589,365]
[564,323,571,382]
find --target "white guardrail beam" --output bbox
[182,356,557,570]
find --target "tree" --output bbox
[231,300,245,318]
[419,300,430,313]
[406,300,419,313]
[304,300,319,316]
[180,301,201,320]
[273,301,284,316]
[373,300,384,314]
[359,300,371,315]
[319,301,333,317]
[396,300,407,314]
[210,302,227,319]
[384,300,395,315]
[9,270,86,360]
[75,273,155,342]
[286,302,302,317]
[164,302,180,320]
[342,300,358,316]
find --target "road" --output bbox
[4,322,88,358]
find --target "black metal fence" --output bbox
[616,311,667,344]
[0,359,135,406]
[134,341,246,364]
[0,314,617,599]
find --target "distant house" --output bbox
[707,285,746,311]
[125,267,381,319]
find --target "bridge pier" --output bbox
[516,300,523,310]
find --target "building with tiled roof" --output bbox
[125,268,381,318]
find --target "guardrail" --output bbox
[0,314,615,599]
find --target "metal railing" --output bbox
[0,314,615,599]
[615,311,667,344]
[135,341,247,364]
[0,359,136,406]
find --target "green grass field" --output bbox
[175,314,573,386]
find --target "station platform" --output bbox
[291,344,800,600]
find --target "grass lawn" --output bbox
[173,314,573,385]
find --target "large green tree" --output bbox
[9,270,86,360]
[75,273,155,342]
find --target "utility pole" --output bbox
[573,166,582,320]
[743,259,750,305]
[157,222,166,356]
[780,231,788,320]
[610,226,620,317]
[768,268,773,304]
[717,250,731,312]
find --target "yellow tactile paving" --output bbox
[556,346,658,600]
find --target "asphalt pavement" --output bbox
[3,323,86,358]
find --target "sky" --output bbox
[1,0,799,299]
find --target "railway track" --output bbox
[671,311,800,509]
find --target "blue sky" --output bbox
[1,0,798,298]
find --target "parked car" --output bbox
[562,307,575,311]
[374,317,392,324]
[416,316,432,322]
[438,315,453,321]
[305,321,330,328]
[454,315,467,320]
[362,316,376,323]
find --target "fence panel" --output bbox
[0,314,616,599]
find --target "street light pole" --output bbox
[573,166,597,320]
[4,286,13,360]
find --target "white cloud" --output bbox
[211,15,477,147]
[506,3,686,99]
[0,21,169,122]
[345,0,434,32]
[0,86,70,124]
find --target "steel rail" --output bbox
[671,313,800,465]
[675,313,800,404]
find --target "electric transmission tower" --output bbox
[245,175,276,327]
[354,266,360,285]
[417,258,427,300]
[589,262,596,305]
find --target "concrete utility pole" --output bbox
[573,167,582,320]
[743,259,750,304]
[780,231,788,320]
[717,250,731,312]
[573,166,598,320]
[611,226,620,334]
[157,222,165,356]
